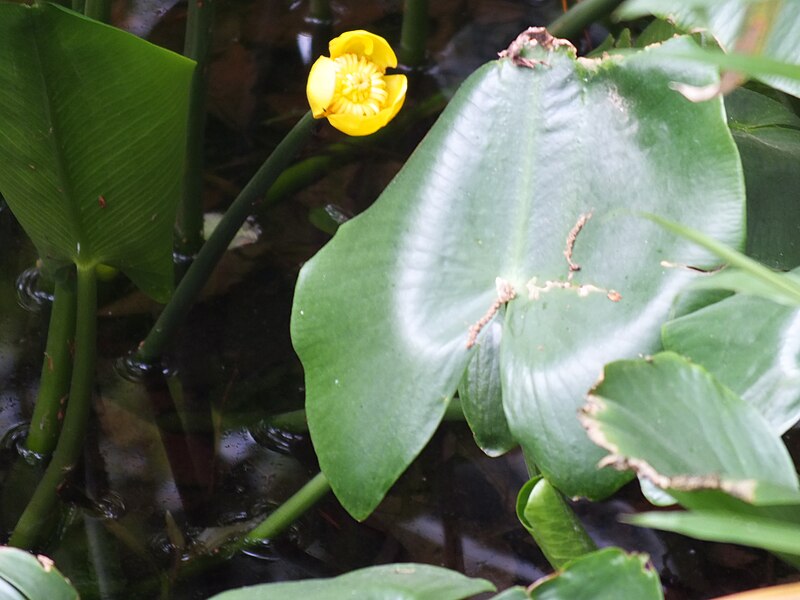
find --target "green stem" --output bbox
[83,0,111,23]
[176,0,216,260]
[10,265,97,550]
[308,0,332,23]
[398,0,428,68]
[549,0,625,40]
[26,275,76,456]
[135,112,317,364]
[238,472,331,548]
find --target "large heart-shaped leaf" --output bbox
[291,34,745,519]
[0,2,193,301]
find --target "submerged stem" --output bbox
[549,0,625,40]
[26,275,76,457]
[10,265,97,550]
[83,0,111,23]
[135,111,317,364]
[240,472,331,548]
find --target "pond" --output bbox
[1,1,799,598]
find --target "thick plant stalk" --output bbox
[10,265,97,550]
[135,111,317,363]
[399,0,428,68]
[238,472,331,549]
[26,276,76,456]
[549,0,625,40]
[176,0,216,260]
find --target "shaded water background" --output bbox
[1,1,798,598]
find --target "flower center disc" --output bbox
[331,53,388,116]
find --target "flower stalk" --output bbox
[399,0,428,68]
[135,111,317,364]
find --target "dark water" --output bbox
[0,1,797,598]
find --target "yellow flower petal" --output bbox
[306,56,338,118]
[329,30,397,70]
[383,74,407,121]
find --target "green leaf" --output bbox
[458,317,516,457]
[490,589,530,600]
[617,0,800,97]
[726,87,800,270]
[516,476,596,569]
[291,36,745,519]
[648,215,800,306]
[627,510,800,556]
[580,352,800,505]
[0,547,77,600]
[528,548,663,600]
[0,2,193,301]
[663,290,800,433]
[207,563,495,600]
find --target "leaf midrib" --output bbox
[31,10,85,264]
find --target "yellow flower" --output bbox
[306,30,407,136]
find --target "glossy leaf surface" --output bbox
[628,510,800,556]
[726,87,800,270]
[291,36,745,518]
[458,319,515,457]
[581,352,800,505]
[663,287,800,433]
[208,563,495,600]
[528,548,662,600]
[0,547,77,600]
[0,2,193,301]
[619,0,800,97]
[516,476,596,569]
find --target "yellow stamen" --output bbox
[330,53,388,117]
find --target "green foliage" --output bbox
[0,547,77,600]
[207,563,495,600]
[618,0,800,96]
[581,352,800,507]
[663,283,800,432]
[527,548,663,600]
[291,34,745,519]
[0,2,193,301]
[516,476,596,569]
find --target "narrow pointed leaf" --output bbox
[291,35,745,518]
[0,2,193,301]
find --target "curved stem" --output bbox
[549,0,625,40]
[176,0,216,260]
[239,472,331,549]
[135,111,317,364]
[399,0,428,68]
[10,265,97,550]
[26,274,76,456]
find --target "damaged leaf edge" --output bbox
[578,395,759,503]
